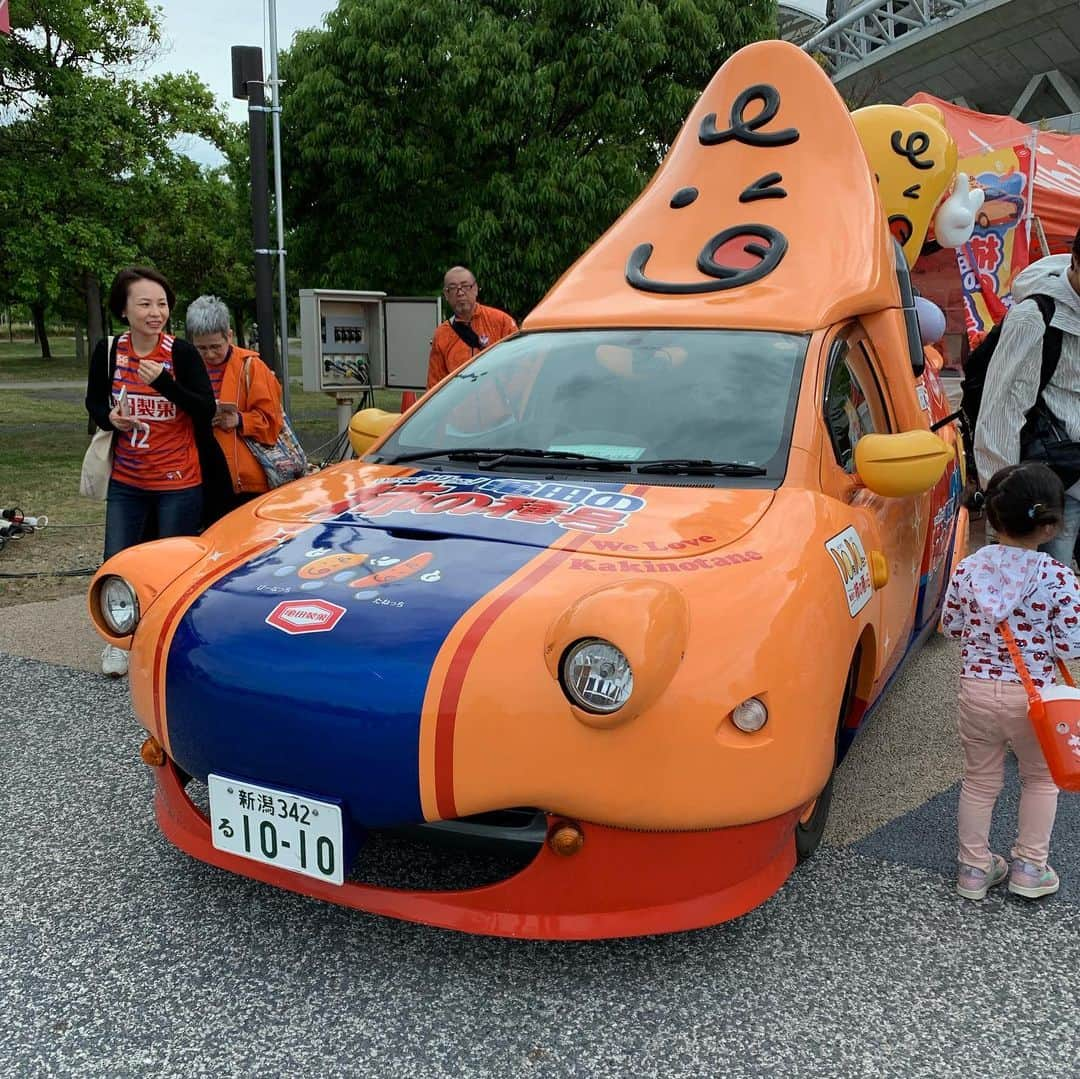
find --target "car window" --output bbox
[378,329,809,480]
[823,336,892,473]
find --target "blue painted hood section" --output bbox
[165,521,542,828]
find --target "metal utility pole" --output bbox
[267,0,291,411]
[230,45,281,388]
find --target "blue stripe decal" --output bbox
[165,521,543,827]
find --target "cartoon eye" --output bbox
[902,184,922,199]
[739,172,787,204]
[670,187,698,209]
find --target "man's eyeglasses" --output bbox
[444,282,476,294]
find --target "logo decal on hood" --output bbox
[326,473,647,536]
[265,599,347,635]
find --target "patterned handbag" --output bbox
[241,356,308,488]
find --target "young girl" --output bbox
[941,462,1080,901]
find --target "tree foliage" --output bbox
[0,1,253,357]
[281,0,777,318]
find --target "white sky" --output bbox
[144,0,338,165]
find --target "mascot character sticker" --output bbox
[853,103,984,267]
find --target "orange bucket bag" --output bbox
[998,621,1080,793]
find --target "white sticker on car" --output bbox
[826,526,873,617]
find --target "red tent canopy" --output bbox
[905,92,1080,250]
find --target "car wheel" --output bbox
[795,773,835,863]
[795,650,859,864]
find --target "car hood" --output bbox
[251,463,775,559]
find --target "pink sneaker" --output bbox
[957,853,1009,900]
[1008,859,1060,899]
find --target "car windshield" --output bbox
[375,329,808,481]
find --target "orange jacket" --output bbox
[426,303,518,388]
[211,347,284,494]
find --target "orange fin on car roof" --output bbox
[525,39,898,334]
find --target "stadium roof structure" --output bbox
[804,0,1080,129]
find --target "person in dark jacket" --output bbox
[85,265,215,676]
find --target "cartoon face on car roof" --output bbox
[525,40,897,334]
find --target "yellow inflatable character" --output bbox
[853,103,984,267]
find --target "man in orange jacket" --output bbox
[426,266,518,389]
[186,295,283,523]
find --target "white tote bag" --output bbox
[79,428,114,500]
[79,336,116,501]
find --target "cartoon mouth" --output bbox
[888,215,913,245]
[626,225,788,295]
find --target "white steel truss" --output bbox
[804,0,990,74]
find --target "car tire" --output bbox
[795,772,835,863]
[795,650,859,864]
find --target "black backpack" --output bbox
[960,293,1061,438]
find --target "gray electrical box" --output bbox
[384,297,442,390]
[299,288,440,395]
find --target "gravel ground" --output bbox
[3,638,1078,1079]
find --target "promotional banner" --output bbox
[0,1,10,35]
[954,141,1032,344]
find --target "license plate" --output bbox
[208,774,345,886]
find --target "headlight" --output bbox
[99,576,140,635]
[561,638,634,714]
[731,697,769,733]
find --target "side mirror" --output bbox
[854,429,952,497]
[348,408,401,456]
[893,237,925,376]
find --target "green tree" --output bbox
[281,0,776,318]
[134,128,257,341]
[0,1,235,358]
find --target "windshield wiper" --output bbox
[381,447,626,470]
[635,458,768,476]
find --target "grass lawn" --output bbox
[0,351,408,607]
[0,387,106,606]
[0,338,84,382]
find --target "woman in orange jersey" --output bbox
[185,294,283,524]
[85,266,215,676]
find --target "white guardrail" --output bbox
[804,0,991,74]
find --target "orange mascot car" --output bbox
[89,40,966,939]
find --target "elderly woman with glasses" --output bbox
[185,295,284,524]
[425,265,518,389]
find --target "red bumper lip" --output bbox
[153,760,799,940]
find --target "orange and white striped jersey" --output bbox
[110,333,201,491]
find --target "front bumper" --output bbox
[153,759,799,940]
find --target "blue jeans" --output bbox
[103,479,203,560]
[1039,491,1080,566]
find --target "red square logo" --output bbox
[265,599,347,635]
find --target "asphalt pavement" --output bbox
[3,615,1079,1077]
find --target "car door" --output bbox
[819,325,922,672]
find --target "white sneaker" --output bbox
[101,644,129,677]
